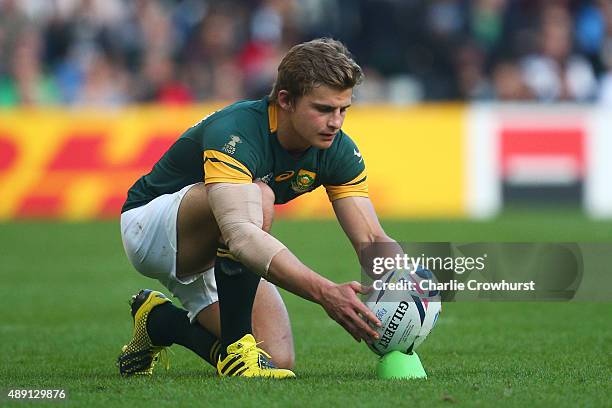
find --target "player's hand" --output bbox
[319,281,382,343]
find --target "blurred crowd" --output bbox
[1,0,612,106]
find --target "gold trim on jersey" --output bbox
[324,168,369,201]
[203,150,253,185]
[216,247,238,261]
[344,168,368,186]
[268,103,278,133]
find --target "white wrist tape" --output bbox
[207,183,286,276]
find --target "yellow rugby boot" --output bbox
[117,289,171,376]
[217,334,296,379]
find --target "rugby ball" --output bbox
[364,267,441,356]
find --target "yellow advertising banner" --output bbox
[0,104,465,220]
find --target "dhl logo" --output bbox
[0,132,176,219]
[0,107,314,220]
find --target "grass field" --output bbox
[1,211,611,407]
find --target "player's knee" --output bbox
[254,181,275,210]
[254,181,275,233]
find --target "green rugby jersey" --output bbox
[122,97,368,213]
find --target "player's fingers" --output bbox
[357,316,381,341]
[355,300,382,328]
[353,282,374,296]
[328,307,361,342]
[341,307,367,343]
[349,281,369,295]
[348,309,380,342]
[340,319,361,342]
[361,284,374,295]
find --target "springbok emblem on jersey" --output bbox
[223,135,242,155]
[291,169,317,193]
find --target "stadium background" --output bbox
[1,1,611,407]
[1,0,612,220]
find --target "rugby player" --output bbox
[117,38,393,379]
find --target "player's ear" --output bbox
[277,90,294,112]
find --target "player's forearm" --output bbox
[356,234,404,276]
[266,248,334,305]
[332,196,402,267]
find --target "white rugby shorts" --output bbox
[120,183,218,322]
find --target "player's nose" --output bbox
[328,111,343,130]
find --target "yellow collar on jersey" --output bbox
[268,102,278,133]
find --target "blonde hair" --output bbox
[269,38,363,104]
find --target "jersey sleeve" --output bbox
[201,116,259,185]
[323,132,369,201]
